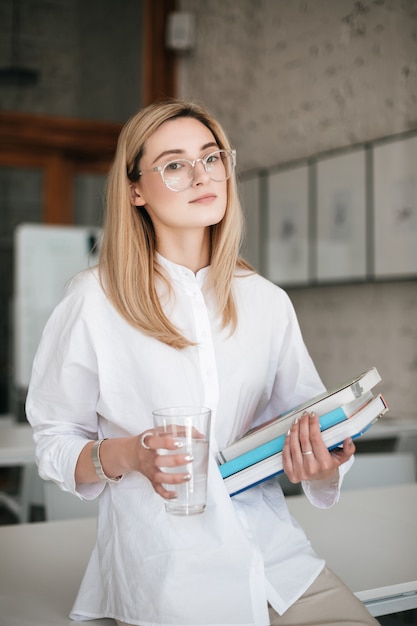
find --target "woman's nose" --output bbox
[192,159,210,185]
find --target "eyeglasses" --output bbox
[139,149,236,192]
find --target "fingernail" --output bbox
[174,441,184,448]
[287,429,291,437]
[184,455,194,462]
[310,412,317,418]
[183,473,192,481]
[293,417,299,425]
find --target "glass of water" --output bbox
[152,406,211,516]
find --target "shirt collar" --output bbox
[156,252,210,288]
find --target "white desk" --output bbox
[287,483,417,617]
[1,484,416,624]
[0,416,41,522]
[361,415,417,442]
[0,416,35,465]
[0,516,114,626]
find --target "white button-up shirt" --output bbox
[26,256,348,626]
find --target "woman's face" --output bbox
[131,117,228,238]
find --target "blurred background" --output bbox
[1,0,416,423]
[0,2,416,623]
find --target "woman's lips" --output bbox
[189,194,217,204]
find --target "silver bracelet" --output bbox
[91,439,123,483]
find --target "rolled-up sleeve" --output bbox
[26,278,104,499]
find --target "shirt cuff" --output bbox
[75,480,106,500]
[301,455,354,509]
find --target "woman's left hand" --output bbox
[282,411,355,483]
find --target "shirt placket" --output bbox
[182,271,219,441]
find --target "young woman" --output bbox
[26,99,377,626]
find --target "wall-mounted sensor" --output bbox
[165,12,196,52]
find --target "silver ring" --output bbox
[302,450,313,455]
[141,432,153,450]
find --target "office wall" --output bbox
[0,0,143,413]
[0,0,143,121]
[178,0,417,170]
[178,0,417,416]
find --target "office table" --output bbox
[287,482,417,616]
[0,416,35,466]
[0,484,416,624]
[0,515,113,626]
[0,416,40,522]
[361,416,417,442]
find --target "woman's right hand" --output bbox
[132,430,193,500]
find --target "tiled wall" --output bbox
[178,0,417,416]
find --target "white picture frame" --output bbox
[266,165,309,285]
[316,148,367,282]
[373,135,417,278]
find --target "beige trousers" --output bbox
[116,566,379,626]
[267,566,378,626]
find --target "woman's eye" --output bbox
[165,161,185,171]
[206,153,220,164]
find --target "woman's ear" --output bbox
[130,184,146,207]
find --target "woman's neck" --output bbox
[156,228,210,274]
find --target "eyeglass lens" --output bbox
[162,150,234,191]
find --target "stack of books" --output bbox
[217,367,388,497]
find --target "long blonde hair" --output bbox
[99,99,252,349]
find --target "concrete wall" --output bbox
[178,0,417,416]
[179,0,417,169]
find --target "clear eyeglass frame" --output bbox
[138,149,236,192]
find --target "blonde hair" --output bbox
[99,99,252,349]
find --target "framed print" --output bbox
[316,148,367,282]
[373,134,417,278]
[239,174,261,271]
[266,165,309,285]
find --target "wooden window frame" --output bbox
[0,112,122,223]
[0,0,178,224]
[143,0,178,106]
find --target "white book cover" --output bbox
[223,393,388,497]
[217,367,381,464]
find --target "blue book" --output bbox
[219,404,348,479]
[223,393,388,497]
[216,367,381,465]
